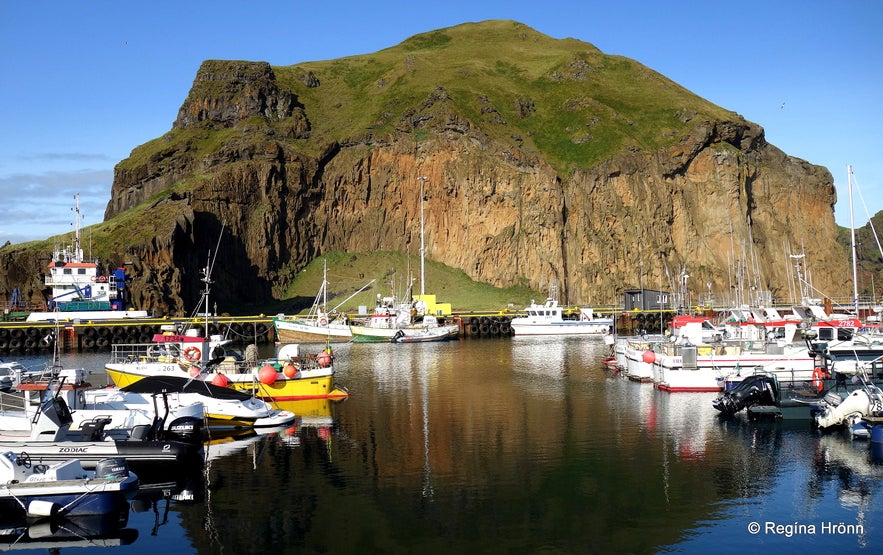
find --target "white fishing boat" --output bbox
[509,298,613,336]
[273,261,370,343]
[0,451,138,520]
[25,194,149,323]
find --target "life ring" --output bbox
[90,276,97,282]
[812,367,825,392]
[183,346,201,362]
[318,317,328,327]
[97,275,107,283]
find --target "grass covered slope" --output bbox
[273,20,736,170]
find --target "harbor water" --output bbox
[6,337,883,554]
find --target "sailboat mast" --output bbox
[417,176,428,297]
[849,165,859,313]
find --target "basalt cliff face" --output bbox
[1,21,846,313]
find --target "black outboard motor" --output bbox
[95,457,129,479]
[166,416,204,443]
[712,375,778,416]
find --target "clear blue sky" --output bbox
[1,1,881,245]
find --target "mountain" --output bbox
[0,20,848,314]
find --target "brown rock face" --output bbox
[0,40,847,314]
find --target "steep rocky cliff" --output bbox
[1,21,847,313]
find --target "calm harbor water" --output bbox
[5,337,883,554]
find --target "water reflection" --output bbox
[0,511,138,551]
[7,341,883,553]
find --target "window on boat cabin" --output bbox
[817,328,834,341]
[77,268,86,275]
[63,268,72,275]
[837,328,854,341]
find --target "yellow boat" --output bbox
[105,331,348,402]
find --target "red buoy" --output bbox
[258,365,277,385]
[283,364,297,378]
[316,352,332,368]
[642,350,656,364]
[211,373,229,387]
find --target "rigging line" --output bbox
[852,171,883,263]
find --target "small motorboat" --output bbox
[117,375,296,430]
[0,376,202,469]
[4,367,205,442]
[0,450,138,520]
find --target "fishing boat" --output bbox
[106,238,347,402]
[25,194,149,323]
[509,298,613,337]
[273,261,370,343]
[0,451,138,519]
[349,295,459,343]
[105,329,348,402]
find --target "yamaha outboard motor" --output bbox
[166,416,203,443]
[712,375,778,416]
[95,457,129,479]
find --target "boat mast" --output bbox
[417,176,428,297]
[72,193,83,263]
[849,165,860,313]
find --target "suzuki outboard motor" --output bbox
[712,375,778,416]
[166,416,203,443]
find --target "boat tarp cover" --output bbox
[120,375,254,401]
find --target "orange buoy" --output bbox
[642,350,656,364]
[316,352,332,368]
[211,374,229,387]
[283,364,297,378]
[258,365,277,385]
[188,366,200,378]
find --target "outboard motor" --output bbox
[166,416,203,444]
[712,375,778,416]
[95,457,129,479]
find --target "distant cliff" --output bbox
[0,21,847,313]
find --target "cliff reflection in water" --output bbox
[165,338,838,554]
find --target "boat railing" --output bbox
[109,343,178,364]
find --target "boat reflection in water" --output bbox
[0,509,138,551]
[10,341,883,553]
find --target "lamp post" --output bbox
[417,176,428,297]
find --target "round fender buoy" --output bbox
[259,365,277,385]
[283,364,297,378]
[211,374,229,387]
[642,350,656,364]
[316,352,332,368]
[189,366,200,378]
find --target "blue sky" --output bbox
[1,1,881,245]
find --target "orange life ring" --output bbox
[90,276,97,282]
[812,367,825,392]
[183,346,201,362]
[318,317,328,327]
[97,275,107,283]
